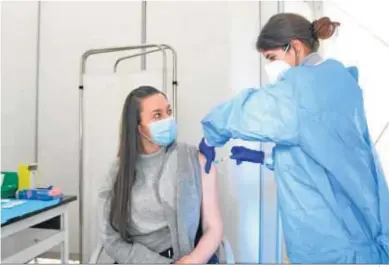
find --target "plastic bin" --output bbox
[1,172,18,199]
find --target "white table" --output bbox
[1,196,76,264]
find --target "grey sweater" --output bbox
[130,148,171,252]
[98,143,203,264]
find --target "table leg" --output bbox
[60,210,69,263]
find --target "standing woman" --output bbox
[199,13,389,264]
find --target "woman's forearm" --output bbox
[186,227,223,264]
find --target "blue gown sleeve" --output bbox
[201,80,299,147]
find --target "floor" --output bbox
[28,258,79,264]
[27,257,289,264]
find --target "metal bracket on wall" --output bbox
[141,1,147,70]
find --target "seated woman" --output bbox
[98,86,223,264]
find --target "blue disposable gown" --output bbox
[201,59,389,263]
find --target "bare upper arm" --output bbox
[197,153,223,233]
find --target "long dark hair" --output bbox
[256,13,340,52]
[109,85,163,241]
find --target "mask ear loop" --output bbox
[282,44,290,59]
[138,123,153,143]
[290,43,301,66]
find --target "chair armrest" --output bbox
[89,242,104,264]
[218,236,235,264]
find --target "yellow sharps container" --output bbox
[17,163,39,190]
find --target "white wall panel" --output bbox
[1,1,38,171]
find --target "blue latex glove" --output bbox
[230,146,265,165]
[199,138,215,173]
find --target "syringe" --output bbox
[214,156,230,164]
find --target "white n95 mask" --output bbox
[265,44,291,84]
[265,60,291,84]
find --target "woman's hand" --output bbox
[174,254,195,264]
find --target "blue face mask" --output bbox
[147,117,177,146]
